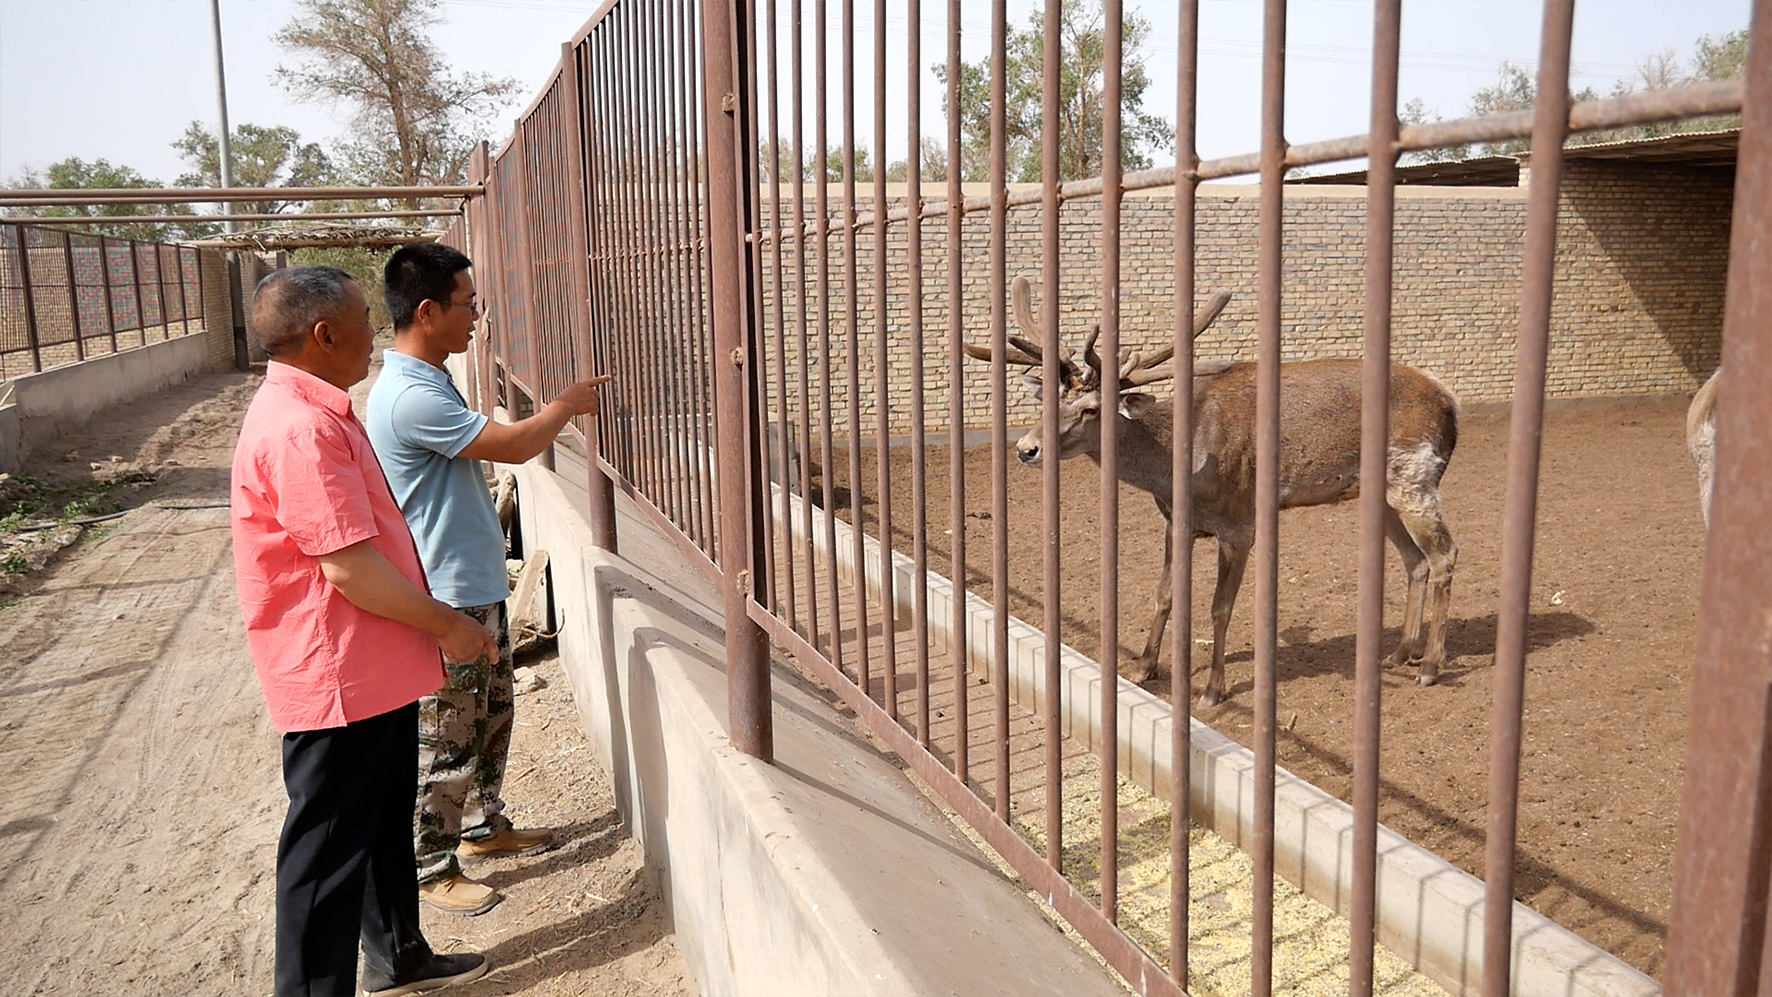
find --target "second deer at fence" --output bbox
[967,277,1461,705]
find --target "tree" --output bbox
[935,1,1173,183]
[273,0,519,207]
[2,158,213,243]
[172,122,334,218]
[1692,29,1748,83]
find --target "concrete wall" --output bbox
[505,448,1127,997]
[0,333,217,474]
[748,166,1730,436]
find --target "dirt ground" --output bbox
[823,396,1703,979]
[0,364,691,995]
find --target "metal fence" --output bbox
[0,222,205,379]
[454,1,1772,993]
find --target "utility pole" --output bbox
[208,0,237,234]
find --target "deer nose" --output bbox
[1016,441,1040,464]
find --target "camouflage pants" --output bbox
[414,601,514,884]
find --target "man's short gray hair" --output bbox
[251,266,357,358]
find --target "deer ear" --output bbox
[1021,372,1044,400]
[1119,392,1157,420]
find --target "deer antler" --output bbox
[962,276,1085,384]
[1101,289,1235,389]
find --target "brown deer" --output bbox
[1687,368,1720,528]
[966,277,1460,706]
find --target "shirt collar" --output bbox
[382,348,454,386]
[266,360,354,417]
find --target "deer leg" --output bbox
[1133,522,1174,684]
[1200,534,1250,707]
[1382,506,1429,669]
[1394,504,1457,685]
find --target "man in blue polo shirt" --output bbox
[368,242,609,916]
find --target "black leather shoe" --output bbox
[361,952,489,995]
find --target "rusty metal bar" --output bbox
[61,231,86,362]
[703,0,774,762]
[1485,2,1575,993]
[1170,0,1201,981]
[1099,0,1124,924]
[174,245,191,335]
[791,0,819,654]
[871,0,899,723]
[686,0,720,556]
[98,237,118,354]
[562,39,617,553]
[470,143,495,418]
[628,11,665,516]
[944,0,968,784]
[17,227,43,372]
[659,0,700,553]
[816,0,843,672]
[617,18,659,506]
[130,240,147,348]
[745,0,780,618]
[766,0,797,630]
[644,2,690,545]
[1666,7,1772,989]
[988,0,1010,823]
[18,209,457,225]
[0,185,480,206]
[1352,2,1402,993]
[1252,0,1287,990]
[1039,0,1064,873]
[844,0,871,698]
[906,0,930,745]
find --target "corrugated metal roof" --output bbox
[1288,128,1738,187]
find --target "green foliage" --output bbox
[292,246,397,330]
[274,0,519,207]
[933,1,1173,183]
[172,122,335,217]
[1,158,215,243]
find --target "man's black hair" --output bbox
[384,242,473,330]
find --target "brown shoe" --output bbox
[418,874,502,916]
[457,826,555,865]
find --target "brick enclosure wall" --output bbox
[748,162,1731,437]
[198,249,236,368]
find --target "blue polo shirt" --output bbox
[366,350,511,609]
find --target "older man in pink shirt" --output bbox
[231,266,497,996]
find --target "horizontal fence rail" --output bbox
[0,222,205,379]
[461,0,1771,993]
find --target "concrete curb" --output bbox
[775,488,1659,997]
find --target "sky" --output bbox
[0,0,1754,192]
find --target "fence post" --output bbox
[60,231,85,362]
[15,226,43,373]
[702,0,772,762]
[1665,1,1772,990]
[561,39,618,553]
[98,237,118,354]
[469,142,494,417]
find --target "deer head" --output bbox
[963,276,1232,465]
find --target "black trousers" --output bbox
[275,702,433,996]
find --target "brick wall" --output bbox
[748,164,1731,437]
[198,249,236,368]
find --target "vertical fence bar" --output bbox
[472,144,495,418]
[1666,7,1772,989]
[1170,0,1201,980]
[131,241,147,348]
[845,0,872,699]
[173,245,190,335]
[1352,3,1402,993]
[659,1,699,552]
[767,0,798,630]
[61,232,85,362]
[871,0,899,722]
[817,0,844,671]
[791,0,819,654]
[1039,0,1064,872]
[745,0,781,617]
[1099,0,1124,924]
[704,0,774,762]
[945,0,969,783]
[618,22,658,504]
[989,0,1011,822]
[99,236,118,354]
[564,39,618,553]
[17,227,42,373]
[1484,3,1575,992]
[649,3,693,544]
[1252,0,1288,989]
[684,0,720,554]
[906,0,930,745]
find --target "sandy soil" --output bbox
[0,363,691,996]
[820,396,1703,979]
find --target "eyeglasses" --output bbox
[438,297,481,316]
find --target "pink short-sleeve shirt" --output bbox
[231,362,444,733]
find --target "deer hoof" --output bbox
[1197,688,1224,708]
[1416,670,1440,687]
